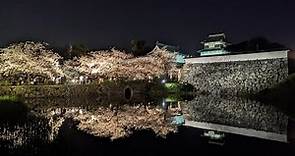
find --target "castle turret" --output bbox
[198,33,230,56]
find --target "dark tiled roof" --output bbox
[156,41,180,51]
[202,35,226,43]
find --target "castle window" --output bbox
[214,44,224,48]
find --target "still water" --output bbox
[0,94,294,155]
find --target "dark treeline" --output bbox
[129,40,153,56]
[6,39,153,59]
[225,37,288,53]
[1,37,290,59]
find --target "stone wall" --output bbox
[0,85,105,98]
[181,51,289,96]
[0,81,148,101]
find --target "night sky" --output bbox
[0,0,294,52]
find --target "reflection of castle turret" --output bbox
[197,33,231,56]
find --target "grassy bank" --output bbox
[0,95,21,103]
[0,80,150,98]
[0,84,107,98]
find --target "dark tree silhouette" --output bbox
[226,37,287,53]
[130,40,152,56]
[71,43,89,58]
[57,43,90,59]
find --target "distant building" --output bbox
[155,41,186,64]
[197,33,231,56]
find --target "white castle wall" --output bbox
[186,50,288,64]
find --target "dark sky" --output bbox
[0,0,294,52]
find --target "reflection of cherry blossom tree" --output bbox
[43,105,177,140]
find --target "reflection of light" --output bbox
[161,79,166,84]
[162,101,166,107]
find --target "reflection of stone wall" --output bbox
[182,57,288,96]
[182,95,288,134]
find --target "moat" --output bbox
[0,85,294,155]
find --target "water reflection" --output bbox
[0,113,55,154]
[0,93,292,155]
[0,96,182,154]
[181,95,288,134]
[42,105,177,140]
